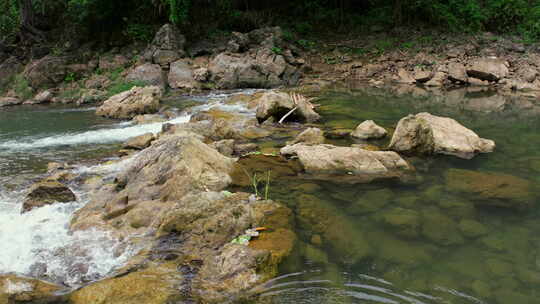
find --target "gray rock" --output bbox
[388,112,495,159]
[0,97,22,107]
[23,55,69,89]
[351,120,387,140]
[447,62,468,83]
[280,143,412,182]
[168,59,197,89]
[467,58,509,82]
[287,128,325,145]
[126,63,163,86]
[96,86,162,119]
[123,133,155,150]
[255,91,320,123]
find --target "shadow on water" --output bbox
[241,85,540,304]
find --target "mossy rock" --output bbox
[349,189,394,214]
[0,275,64,304]
[438,199,476,219]
[471,280,492,299]
[249,228,296,277]
[445,168,535,210]
[458,219,488,238]
[421,209,464,246]
[485,258,513,277]
[381,207,421,238]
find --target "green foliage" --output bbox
[12,75,33,100]
[242,168,271,200]
[106,80,146,97]
[64,72,76,83]
[124,23,154,42]
[271,46,283,55]
[167,0,190,25]
[297,39,316,49]
[0,0,20,43]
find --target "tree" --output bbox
[19,0,45,42]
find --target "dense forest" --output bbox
[2,0,540,49]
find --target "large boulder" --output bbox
[467,58,509,82]
[96,86,162,119]
[447,62,468,83]
[388,112,495,159]
[445,169,535,210]
[254,91,320,123]
[167,59,197,89]
[280,144,412,183]
[143,24,186,67]
[23,55,69,89]
[22,180,76,212]
[0,56,23,88]
[207,27,301,89]
[125,63,164,86]
[123,133,155,150]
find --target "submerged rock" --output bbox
[96,86,162,119]
[280,144,412,183]
[388,112,495,159]
[22,180,76,212]
[445,169,535,209]
[287,127,325,145]
[351,120,387,140]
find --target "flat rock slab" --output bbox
[388,112,495,159]
[280,143,412,183]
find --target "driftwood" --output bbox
[278,93,319,124]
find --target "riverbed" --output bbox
[1,86,539,303]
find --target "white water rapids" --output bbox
[0,91,257,286]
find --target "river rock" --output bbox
[167,59,197,89]
[98,54,129,71]
[280,144,412,183]
[132,114,166,125]
[287,128,325,145]
[445,168,534,209]
[23,55,69,89]
[0,97,22,107]
[381,207,421,238]
[0,56,23,89]
[96,86,162,119]
[467,58,509,82]
[255,91,320,123]
[447,62,468,83]
[123,133,155,150]
[32,90,53,104]
[143,24,186,67]
[0,274,64,303]
[125,63,163,86]
[388,112,495,159]
[351,120,387,140]
[397,68,415,84]
[22,180,76,212]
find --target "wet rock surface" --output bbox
[389,112,495,159]
[351,120,387,140]
[96,86,162,119]
[0,274,65,304]
[22,180,76,212]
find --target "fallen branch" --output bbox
[278,106,298,124]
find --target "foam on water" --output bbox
[0,191,135,286]
[0,115,191,151]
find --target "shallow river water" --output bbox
[1,86,540,303]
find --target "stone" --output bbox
[210,139,235,157]
[421,209,464,246]
[123,133,155,150]
[325,129,352,139]
[132,114,166,125]
[351,120,387,140]
[167,59,197,89]
[396,68,415,84]
[458,219,488,238]
[22,180,76,212]
[0,274,63,303]
[413,66,432,83]
[126,63,163,86]
[424,71,446,87]
[0,97,22,107]
[143,24,186,66]
[519,66,537,83]
[85,74,111,89]
[467,58,509,82]
[350,189,394,214]
[254,91,320,123]
[445,169,534,209]
[98,55,129,71]
[0,56,23,88]
[32,90,53,104]
[23,55,69,89]
[281,144,412,183]
[96,86,162,119]
[381,207,421,238]
[388,112,495,159]
[447,62,468,83]
[193,67,209,82]
[287,128,325,145]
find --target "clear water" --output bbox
[1,87,540,303]
[244,86,540,304]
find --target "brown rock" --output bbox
[96,86,162,119]
[351,120,387,140]
[22,180,76,212]
[467,58,509,82]
[167,59,197,89]
[0,97,22,107]
[123,133,155,150]
[287,128,325,145]
[126,64,163,86]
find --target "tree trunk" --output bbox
[19,0,45,42]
